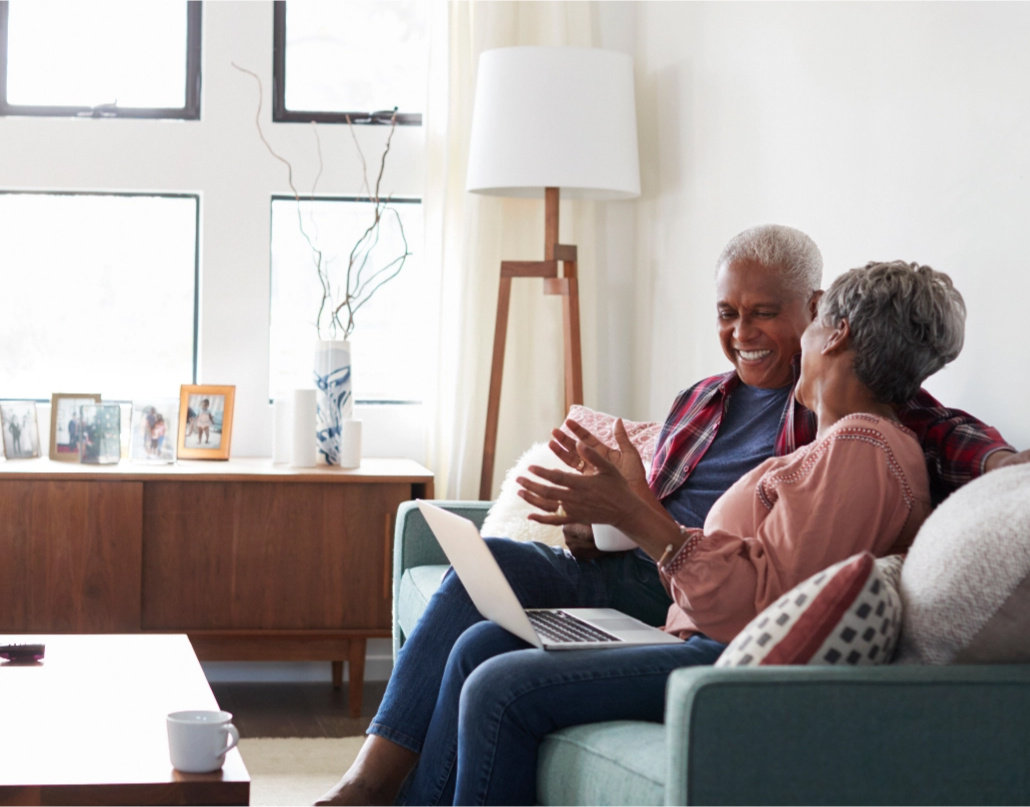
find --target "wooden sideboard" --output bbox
[0,457,434,716]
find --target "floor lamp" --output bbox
[466,46,641,500]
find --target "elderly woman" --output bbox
[396,260,962,805]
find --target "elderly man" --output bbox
[319,224,1021,806]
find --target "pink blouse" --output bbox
[659,413,931,643]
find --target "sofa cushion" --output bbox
[397,565,449,642]
[538,721,664,806]
[898,464,1030,664]
[715,553,903,666]
[480,406,662,549]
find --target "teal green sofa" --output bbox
[393,500,1030,805]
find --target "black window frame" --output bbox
[0,0,202,120]
[0,189,200,396]
[272,0,422,127]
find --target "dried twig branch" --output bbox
[233,65,411,341]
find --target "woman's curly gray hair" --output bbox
[819,261,966,404]
[716,224,823,298]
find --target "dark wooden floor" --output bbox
[210,680,387,739]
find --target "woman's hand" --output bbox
[519,419,653,528]
[549,418,649,489]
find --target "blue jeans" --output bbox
[402,622,727,805]
[369,538,673,754]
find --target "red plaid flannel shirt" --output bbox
[648,358,1012,506]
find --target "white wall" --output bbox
[617,1,1030,451]
[0,1,427,461]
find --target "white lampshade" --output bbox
[466,46,640,201]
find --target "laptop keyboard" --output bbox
[527,610,620,644]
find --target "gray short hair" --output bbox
[819,261,966,404]
[717,224,823,298]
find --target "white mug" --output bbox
[593,524,638,552]
[167,710,240,773]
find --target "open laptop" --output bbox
[416,500,682,650]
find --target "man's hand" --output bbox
[562,523,605,561]
[985,448,1030,473]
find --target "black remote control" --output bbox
[0,643,46,662]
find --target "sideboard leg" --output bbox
[332,659,344,690]
[348,638,367,718]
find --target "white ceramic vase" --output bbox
[313,340,353,465]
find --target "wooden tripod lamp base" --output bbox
[479,187,583,500]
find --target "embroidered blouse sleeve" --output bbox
[658,424,918,643]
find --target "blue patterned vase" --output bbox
[314,340,353,465]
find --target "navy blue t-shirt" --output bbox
[661,382,791,529]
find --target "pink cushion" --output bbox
[563,404,661,466]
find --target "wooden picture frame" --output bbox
[49,393,102,462]
[177,385,235,460]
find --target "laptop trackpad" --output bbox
[587,615,651,632]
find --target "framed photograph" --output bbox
[1,401,42,459]
[177,385,235,460]
[129,399,180,463]
[49,393,101,462]
[78,404,122,465]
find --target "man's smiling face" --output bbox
[715,258,816,389]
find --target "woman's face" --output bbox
[795,315,835,410]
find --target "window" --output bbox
[0,193,198,400]
[0,0,201,119]
[273,0,426,125]
[269,196,426,403]
[268,1,429,405]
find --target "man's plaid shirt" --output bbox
[648,360,1012,506]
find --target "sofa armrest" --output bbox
[664,664,1030,806]
[391,499,492,658]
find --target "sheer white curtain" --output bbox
[423,1,601,499]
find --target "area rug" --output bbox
[238,737,364,806]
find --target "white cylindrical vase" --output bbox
[339,419,362,469]
[290,389,317,467]
[313,340,353,466]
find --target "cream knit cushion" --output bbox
[897,463,1030,664]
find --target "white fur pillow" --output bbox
[481,442,568,547]
[897,464,1030,664]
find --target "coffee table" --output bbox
[0,634,249,806]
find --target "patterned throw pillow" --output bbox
[715,553,904,667]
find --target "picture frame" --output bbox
[49,393,102,462]
[77,404,122,465]
[177,385,235,460]
[1,401,42,459]
[129,399,180,463]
